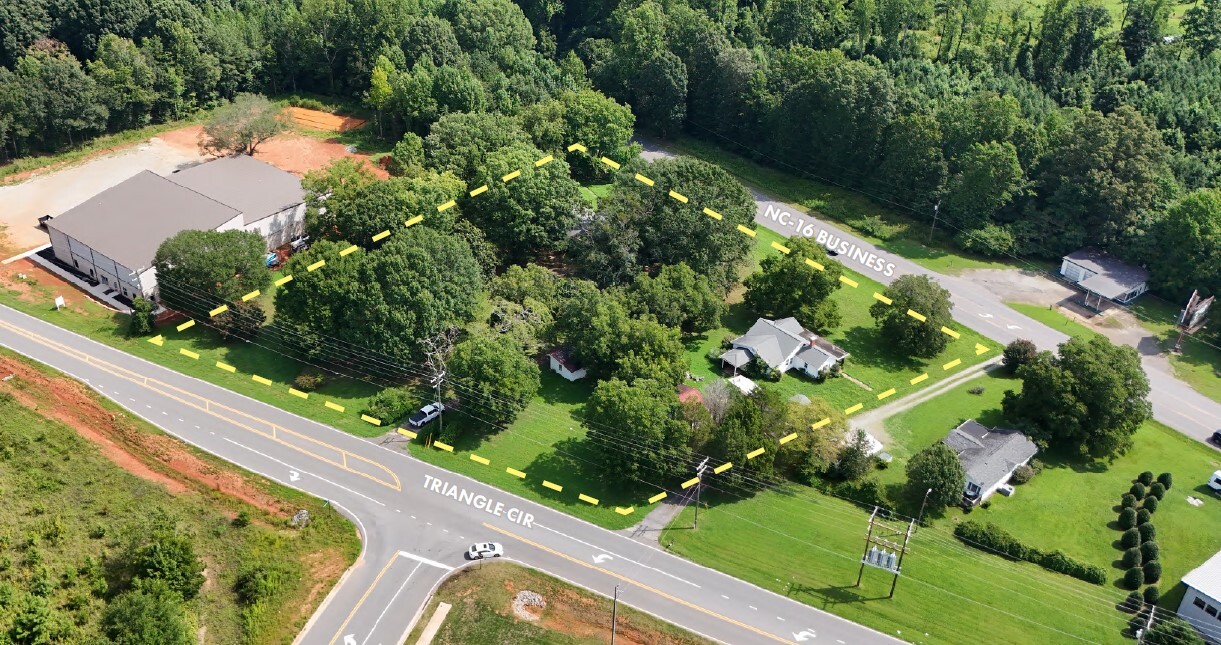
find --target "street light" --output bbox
[917,487,933,530]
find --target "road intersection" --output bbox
[0,305,901,645]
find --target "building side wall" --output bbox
[214,212,246,234]
[242,203,306,249]
[48,225,147,298]
[1177,589,1221,644]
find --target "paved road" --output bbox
[0,304,902,645]
[639,141,1221,442]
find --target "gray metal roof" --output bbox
[796,343,836,368]
[1183,548,1221,599]
[720,348,753,368]
[943,420,1038,489]
[47,171,240,271]
[170,155,305,225]
[1063,248,1149,298]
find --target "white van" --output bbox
[1209,470,1221,492]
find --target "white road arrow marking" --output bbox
[794,630,817,641]
[593,554,613,564]
[978,313,993,318]
[289,470,300,482]
[1006,324,1022,330]
[344,635,356,645]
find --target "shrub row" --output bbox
[955,520,1107,585]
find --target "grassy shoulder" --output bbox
[1130,298,1221,404]
[1006,302,1104,341]
[684,226,998,413]
[0,348,359,645]
[404,561,712,645]
[884,371,1221,606]
[662,136,1056,276]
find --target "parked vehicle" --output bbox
[265,252,280,268]
[1209,470,1221,493]
[290,236,311,252]
[1210,430,1221,446]
[466,542,503,560]
[407,402,444,428]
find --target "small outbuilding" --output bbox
[547,349,587,381]
[1177,549,1221,644]
[942,420,1038,506]
[677,384,704,405]
[1060,248,1149,308]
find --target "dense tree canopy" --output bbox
[906,443,966,509]
[745,236,845,333]
[584,378,691,485]
[448,333,541,427]
[152,229,271,318]
[869,275,954,357]
[624,262,725,333]
[1003,336,1151,458]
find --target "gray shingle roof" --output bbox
[1063,248,1149,299]
[795,343,836,367]
[47,171,240,271]
[943,420,1038,489]
[169,155,305,225]
[720,348,753,368]
[732,317,809,370]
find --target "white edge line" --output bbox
[220,436,385,507]
[397,550,454,572]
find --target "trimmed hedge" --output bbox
[1137,509,1152,525]
[1122,547,1143,569]
[1130,482,1146,499]
[1138,471,1154,486]
[1124,566,1144,589]
[955,520,1107,584]
[1121,528,1141,549]
[1143,586,1160,604]
[1143,496,1159,513]
[1149,482,1166,500]
[1121,493,1137,509]
[1119,508,1138,529]
[1139,523,1157,542]
[1143,561,1162,583]
[1141,542,1159,562]
[1157,472,1172,490]
[1122,591,1143,613]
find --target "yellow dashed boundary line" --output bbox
[274,275,293,287]
[179,348,198,360]
[470,454,490,466]
[177,320,195,332]
[404,215,424,227]
[433,440,453,452]
[372,230,390,242]
[506,467,527,479]
[361,414,382,426]
[325,401,345,412]
[241,290,261,301]
[542,480,563,492]
[209,305,228,317]
[681,476,700,489]
[746,447,766,460]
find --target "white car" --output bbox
[467,542,503,560]
[407,402,444,428]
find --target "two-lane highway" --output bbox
[0,304,902,645]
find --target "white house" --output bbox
[1060,248,1149,307]
[721,317,848,378]
[1178,549,1221,644]
[547,349,587,381]
[943,420,1038,506]
[45,155,306,302]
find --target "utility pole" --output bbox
[694,457,709,530]
[610,584,620,645]
[927,200,941,243]
[855,507,916,598]
[421,327,457,441]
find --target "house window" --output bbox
[73,259,79,269]
[1207,605,1218,617]
[1196,597,1208,609]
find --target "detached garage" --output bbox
[1060,248,1149,308]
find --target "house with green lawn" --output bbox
[943,420,1038,507]
[721,317,848,378]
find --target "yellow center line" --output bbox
[600,157,620,169]
[404,214,424,227]
[306,259,325,272]
[241,289,261,301]
[469,185,488,197]
[578,493,599,505]
[542,480,563,492]
[844,403,863,415]
[483,523,796,645]
[910,373,929,385]
[746,447,766,459]
[703,207,722,220]
[274,275,293,287]
[535,155,553,166]
[176,320,195,332]
[506,467,526,479]
[339,245,358,257]
[372,230,391,242]
[681,476,700,489]
[502,170,521,182]
[328,553,399,645]
[839,276,858,288]
[872,293,892,305]
[209,305,228,317]
[634,173,654,186]
[470,454,490,466]
[648,492,667,504]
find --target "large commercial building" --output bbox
[45,155,305,301]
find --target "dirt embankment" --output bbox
[0,353,288,517]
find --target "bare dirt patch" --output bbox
[253,133,388,179]
[286,107,367,132]
[0,256,111,316]
[0,353,288,516]
[296,548,352,623]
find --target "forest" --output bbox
[1,0,1218,301]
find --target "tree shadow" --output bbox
[836,326,921,373]
[537,370,591,407]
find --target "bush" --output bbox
[1122,590,1143,613]
[232,511,250,528]
[1143,496,1159,513]
[956,223,1016,257]
[1143,560,1162,583]
[1028,459,1044,475]
[1143,585,1160,604]
[1122,547,1143,568]
[1149,482,1166,500]
[360,387,420,425]
[1141,541,1159,562]
[127,297,156,337]
[1128,611,1151,636]
[954,521,1105,584]
[1121,493,1137,509]
[292,370,324,393]
[1124,566,1145,589]
[1002,339,1039,374]
[234,563,296,607]
[1137,509,1152,525]
[1138,471,1154,486]
[130,533,205,600]
[968,385,985,395]
[1157,472,1172,490]
[1011,464,1035,485]
[1130,482,1146,499]
[1139,523,1156,542]
[1119,507,1138,529]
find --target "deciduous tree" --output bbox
[906,443,966,508]
[448,334,540,426]
[153,229,272,318]
[625,263,724,333]
[199,93,286,156]
[584,378,690,486]
[101,579,194,645]
[869,275,954,357]
[745,236,844,333]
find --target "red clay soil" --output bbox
[0,353,288,517]
[286,107,367,132]
[0,256,111,315]
[159,123,387,179]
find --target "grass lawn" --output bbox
[884,371,1221,611]
[662,486,1130,645]
[0,348,359,645]
[1007,302,1104,341]
[1130,298,1221,404]
[404,561,712,644]
[684,226,998,414]
[662,136,1057,276]
[578,182,612,209]
[404,370,651,530]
